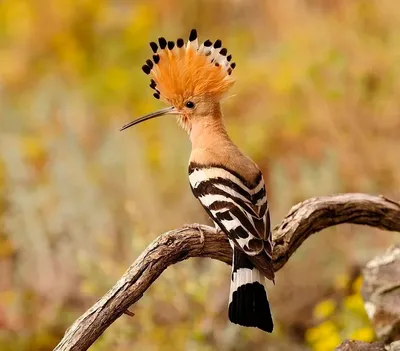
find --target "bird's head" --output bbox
[120,29,236,133]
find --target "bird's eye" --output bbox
[185,101,195,109]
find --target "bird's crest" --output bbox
[141,29,236,106]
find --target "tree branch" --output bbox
[54,193,400,351]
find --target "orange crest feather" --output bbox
[142,29,236,106]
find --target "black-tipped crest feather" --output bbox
[214,39,222,48]
[177,38,184,48]
[189,29,197,41]
[143,29,236,101]
[158,37,167,49]
[153,54,160,64]
[146,59,153,69]
[167,41,175,50]
[150,42,158,53]
[142,65,151,75]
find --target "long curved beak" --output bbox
[120,106,179,131]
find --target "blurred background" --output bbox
[0,0,399,350]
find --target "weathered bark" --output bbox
[336,245,400,351]
[362,245,400,343]
[335,340,400,351]
[54,193,400,351]
[335,340,386,351]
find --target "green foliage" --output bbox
[1,0,399,349]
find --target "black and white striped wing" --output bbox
[188,164,273,258]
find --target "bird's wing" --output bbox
[188,164,273,258]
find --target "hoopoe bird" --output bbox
[121,29,275,333]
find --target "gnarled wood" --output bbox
[335,340,386,351]
[362,245,400,342]
[54,193,400,351]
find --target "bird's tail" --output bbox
[228,247,274,333]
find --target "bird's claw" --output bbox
[197,225,205,245]
[181,224,205,247]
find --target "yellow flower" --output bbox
[306,321,338,343]
[352,276,363,293]
[344,293,365,314]
[313,333,341,351]
[313,299,337,319]
[350,327,375,342]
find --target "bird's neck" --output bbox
[190,112,232,150]
[189,109,261,182]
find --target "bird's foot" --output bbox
[180,223,205,247]
[197,225,205,245]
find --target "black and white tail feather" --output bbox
[189,162,274,333]
[229,246,273,332]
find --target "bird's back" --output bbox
[189,140,274,275]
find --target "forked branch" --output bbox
[54,193,400,351]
